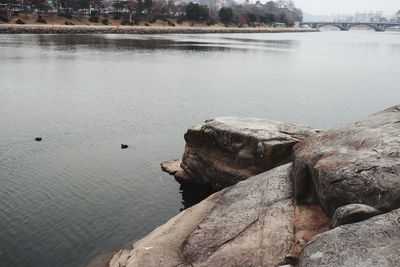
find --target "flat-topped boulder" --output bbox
[109,164,329,267]
[293,105,400,216]
[167,117,317,190]
[299,208,400,267]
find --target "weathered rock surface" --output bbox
[109,164,329,267]
[160,159,191,183]
[293,105,400,216]
[160,159,182,175]
[178,117,317,190]
[299,208,400,267]
[109,192,220,267]
[331,203,382,228]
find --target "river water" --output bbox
[0,31,399,267]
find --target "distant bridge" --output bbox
[299,22,400,32]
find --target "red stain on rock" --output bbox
[290,203,330,257]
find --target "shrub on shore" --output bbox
[102,18,109,25]
[37,16,47,24]
[206,18,216,26]
[0,15,9,23]
[219,7,233,24]
[167,20,175,26]
[247,13,257,26]
[15,19,25,24]
[186,2,209,22]
[112,13,121,20]
[89,16,99,23]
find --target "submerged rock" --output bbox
[175,117,317,190]
[299,208,400,267]
[293,105,400,216]
[109,164,329,267]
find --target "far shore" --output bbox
[0,24,319,34]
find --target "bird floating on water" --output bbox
[35,137,42,142]
[121,144,128,149]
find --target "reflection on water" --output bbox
[0,33,299,52]
[0,31,400,267]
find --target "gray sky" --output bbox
[294,0,399,15]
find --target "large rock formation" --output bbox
[293,105,400,216]
[106,105,400,267]
[299,208,400,267]
[109,164,329,267]
[165,117,317,190]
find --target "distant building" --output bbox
[332,11,386,23]
[353,11,385,22]
[273,22,285,27]
[332,14,353,22]
[176,0,225,9]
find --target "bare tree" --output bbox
[127,0,138,23]
[275,0,295,11]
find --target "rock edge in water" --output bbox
[165,117,318,190]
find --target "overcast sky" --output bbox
[294,0,399,15]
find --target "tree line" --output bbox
[0,0,303,26]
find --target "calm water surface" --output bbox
[0,31,399,267]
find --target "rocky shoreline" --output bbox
[105,105,400,267]
[0,24,318,34]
